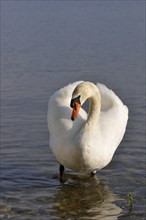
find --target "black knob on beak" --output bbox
[70,96,81,108]
[70,99,75,108]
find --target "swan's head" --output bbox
[70,95,81,121]
[70,82,96,121]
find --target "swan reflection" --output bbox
[50,174,122,219]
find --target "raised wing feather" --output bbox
[47,81,87,138]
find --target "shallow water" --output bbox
[1,1,145,220]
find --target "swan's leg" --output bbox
[90,170,96,177]
[59,165,65,182]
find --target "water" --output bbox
[1,1,145,219]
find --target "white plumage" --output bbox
[47,81,128,174]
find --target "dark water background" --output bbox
[1,1,145,219]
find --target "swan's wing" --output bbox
[96,83,128,147]
[96,83,123,111]
[47,81,87,138]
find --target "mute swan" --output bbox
[47,81,128,179]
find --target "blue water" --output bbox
[1,1,145,219]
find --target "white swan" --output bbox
[47,81,128,177]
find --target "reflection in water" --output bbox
[50,174,122,219]
[0,174,122,219]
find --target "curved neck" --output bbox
[88,92,101,123]
[84,90,101,131]
[72,81,101,131]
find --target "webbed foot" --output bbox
[90,170,96,177]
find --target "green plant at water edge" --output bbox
[127,192,133,213]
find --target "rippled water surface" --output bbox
[1,1,145,220]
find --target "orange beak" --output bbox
[71,102,81,121]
